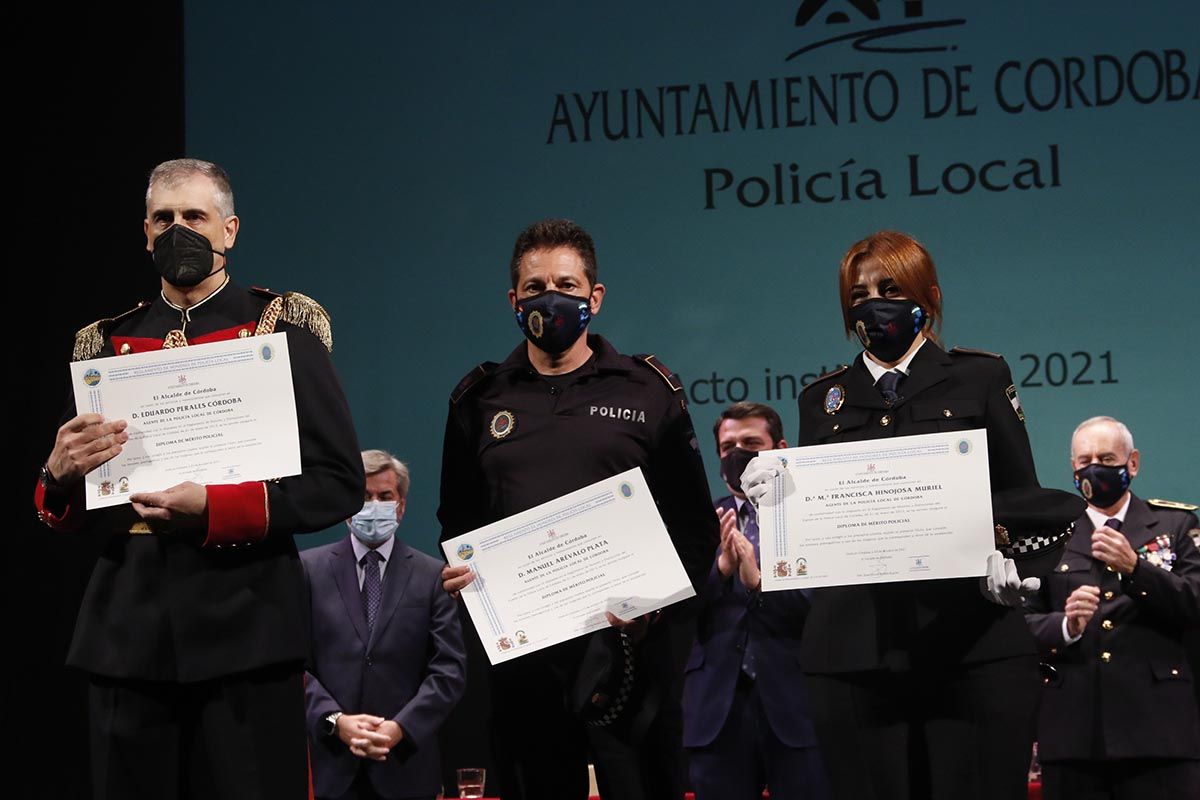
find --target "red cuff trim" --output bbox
[204,482,269,548]
[33,479,85,532]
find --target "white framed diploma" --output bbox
[759,429,994,590]
[442,467,695,665]
[69,333,301,509]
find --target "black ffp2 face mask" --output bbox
[152,224,226,288]
[848,298,927,363]
[720,446,759,494]
[514,290,592,354]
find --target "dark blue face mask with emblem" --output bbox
[514,290,592,354]
[848,298,927,363]
[1074,462,1131,508]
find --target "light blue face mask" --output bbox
[349,501,399,546]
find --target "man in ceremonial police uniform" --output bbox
[1025,415,1200,799]
[439,218,719,800]
[34,159,364,800]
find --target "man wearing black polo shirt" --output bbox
[438,218,719,800]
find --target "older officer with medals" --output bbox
[438,218,719,800]
[1025,416,1200,800]
[34,159,363,800]
[742,230,1049,800]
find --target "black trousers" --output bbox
[488,617,693,800]
[804,655,1039,800]
[89,664,308,800]
[488,645,591,800]
[688,674,831,800]
[1042,758,1200,800]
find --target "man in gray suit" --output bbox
[305,450,467,800]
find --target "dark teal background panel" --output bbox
[184,2,1200,554]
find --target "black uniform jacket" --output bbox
[36,280,364,682]
[797,341,1039,673]
[438,334,719,600]
[1025,494,1200,761]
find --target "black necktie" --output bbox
[1105,518,1122,532]
[741,502,760,563]
[361,550,384,637]
[876,370,905,405]
[740,503,760,680]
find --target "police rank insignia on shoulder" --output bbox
[1137,535,1177,571]
[634,354,683,392]
[489,410,516,439]
[824,384,846,415]
[1005,384,1025,423]
[1148,498,1199,512]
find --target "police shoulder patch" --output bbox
[950,346,1002,359]
[450,362,498,404]
[633,354,684,392]
[72,301,152,362]
[1147,498,1199,512]
[1005,383,1026,423]
[800,365,850,395]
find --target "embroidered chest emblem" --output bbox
[489,410,516,439]
[824,384,845,415]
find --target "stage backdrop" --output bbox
[184,1,1198,554]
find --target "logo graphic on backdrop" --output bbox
[788,0,965,60]
[544,3,1194,211]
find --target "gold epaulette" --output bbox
[252,287,333,353]
[71,301,152,362]
[283,292,333,352]
[1148,498,1199,512]
[800,364,849,394]
[950,346,1002,359]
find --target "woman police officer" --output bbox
[742,230,1043,800]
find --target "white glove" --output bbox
[981,550,1041,607]
[740,455,786,507]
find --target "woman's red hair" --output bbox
[838,230,942,343]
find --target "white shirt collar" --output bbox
[161,274,230,314]
[351,532,396,565]
[862,337,927,384]
[1085,493,1132,530]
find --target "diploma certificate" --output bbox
[442,467,695,665]
[760,429,993,590]
[70,334,301,509]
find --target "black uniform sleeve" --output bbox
[644,398,720,592]
[797,387,822,448]
[1023,582,1069,655]
[982,357,1038,491]
[437,402,489,546]
[263,327,364,536]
